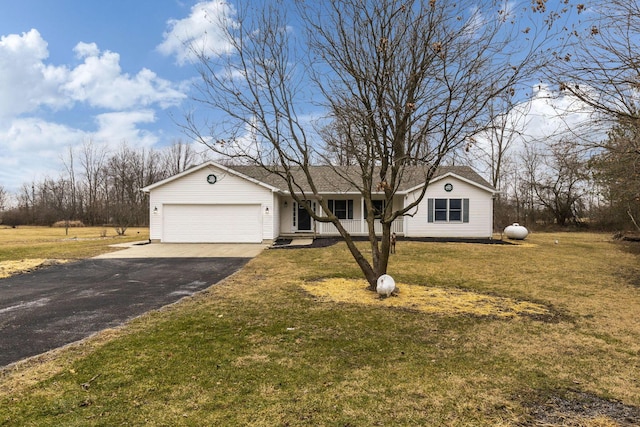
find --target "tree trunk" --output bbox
[376,223,392,278]
[336,222,378,288]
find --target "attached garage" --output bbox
[142,162,280,244]
[162,204,263,243]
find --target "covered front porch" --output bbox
[315,218,404,236]
[277,194,405,238]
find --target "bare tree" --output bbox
[0,185,7,213]
[549,1,640,230]
[590,116,640,230]
[44,176,75,230]
[185,0,571,288]
[553,1,640,126]
[18,182,37,224]
[318,117,362,167]
[59,146,80,235]
[466,93,535,191]
[522,139,589,226]
[107,144,142,235]
[78,140,109,226]
[5,140,173,229]
[161,139,199,176]
[461,93,535,231]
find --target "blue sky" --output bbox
[0,1,233,193]
[0,0,594,195]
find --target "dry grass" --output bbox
[0,226,149,273]
[302,278,552,319]
[1,231,639,426]
[0,259,69,279]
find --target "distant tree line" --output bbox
[0,140,204,232]
[458,0,640,234]
[460,101,638,234]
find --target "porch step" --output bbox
[279,232,316,238]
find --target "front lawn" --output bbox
[0,226,149,278]
[1,232,639,425]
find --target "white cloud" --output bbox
[0,29,70,118]
[0,30,186,118]
[73,41,100,58]
[93,110,159,148]
[513,84,597,143]
[465,84,600,188]
[4,117,86,151]
[63,44,186,109]
[0,28,190,193]
[157,0,236,65]
[0,110,160,192]
[0,117,89,191]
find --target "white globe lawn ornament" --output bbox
[376,274,397,298]
[504,223,529,240]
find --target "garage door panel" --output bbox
[163,204,262,243]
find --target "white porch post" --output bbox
[404,195,408,236]
[360,196,365,234]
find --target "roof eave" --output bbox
[404,172,497,194]
[141,160,282,193]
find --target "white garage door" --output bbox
[163,204,263,243]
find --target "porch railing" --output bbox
[317,218,403,236]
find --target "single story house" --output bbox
[141,161,497,243]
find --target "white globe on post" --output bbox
[376,274,396,298]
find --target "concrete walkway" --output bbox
[94,242,268,258]
[286,238,314,246]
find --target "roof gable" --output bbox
[141,161,280,193]
[405,169,496,194]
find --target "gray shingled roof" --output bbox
[228,164,494,194]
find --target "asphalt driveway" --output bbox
[0,243,265,367]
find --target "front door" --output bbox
[297,201,312,231]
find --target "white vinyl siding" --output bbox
[147,165,275,242]
[406,178,493,238]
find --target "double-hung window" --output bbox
[328,199,354,219]
[364,200,385,219]
[428,198,469,223]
